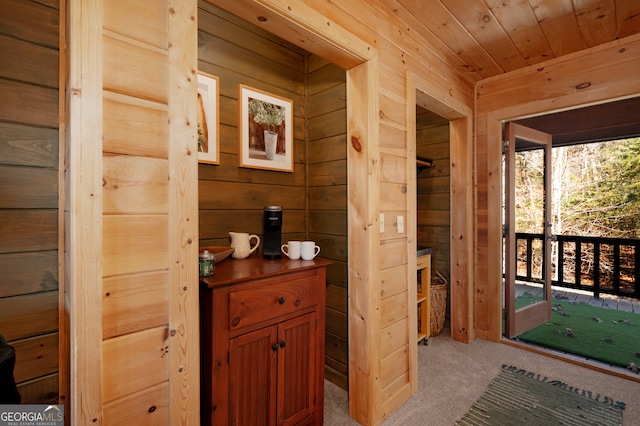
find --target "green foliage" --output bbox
[560,138,640,238]
[516,294,640,369]
[248,98,285,131]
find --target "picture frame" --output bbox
[239,85,293,172]
[197,71,219,164]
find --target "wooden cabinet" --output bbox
[416,248,433,345]
[200,257,330,426]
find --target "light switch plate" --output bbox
[397,215,404,233]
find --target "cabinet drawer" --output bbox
[416,254,431,270]
[229,276,319,330]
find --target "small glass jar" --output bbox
[199,250,215,277]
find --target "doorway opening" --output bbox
[502,97,640,373]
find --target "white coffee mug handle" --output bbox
[281,244,289,258]
[249,234,260,254]
[314,246,320,258]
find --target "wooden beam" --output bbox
[65,0,104,422]
[167,0,200,423]
[347,55,380,426]
[204,0,373,69]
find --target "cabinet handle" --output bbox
[278,296,286,304]
[279,340,286,348]
[272,343,279,351]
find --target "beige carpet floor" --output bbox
[324,330,639,425]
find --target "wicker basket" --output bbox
[430,271,448,336]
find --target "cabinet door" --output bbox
[277,313,316,426]
[229,325,278,426]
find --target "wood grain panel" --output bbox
[199,2,306,72]
[380,319,408,360]
[103,33,168,104]
[103,382,169,426]
[200,209,305,239]
[326,283,347,314]
[307,83,345,118]
[0,165,57,209]
[307,63,346,96]
[199,181,306,210]
[103,92,169,158]
[102,326,170,403]
[103,154,169,214]
[102,271,169,339]
[0,291,58,341]
[0,251,58,297]
[16,373,58,404]
[484,0,554,64]
[309,186,346,211]
[325,330,347,364]
[326,260,347,288]
[380,153,406,184]
[380,291,408,329]
[308,233,347,262]
[198,153,306,185]
[440,0,528,72]
[103,0,168,49]
[0,35,58,87]
[0,210,57,253]
[0,0,59,48]
[309,210,347,236]
[379,344,408,389]
[308,160,347,186]
[0,79,58,128]
[307,108,348,140]
[0,123,58,168]
[380,265,407,299]
[308,134,347,163]
[199,31,304,95]
[102,215,168,276]
[380,182,407,211]
[574,0,617,47]
[11,333,58,383]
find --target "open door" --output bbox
[504,122,552,338]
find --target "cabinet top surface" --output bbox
[199,255,331,289]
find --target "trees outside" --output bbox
[513,137,640,290]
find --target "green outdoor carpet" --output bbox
[456,365,625,425]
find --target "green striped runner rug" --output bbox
[456,365,625,425]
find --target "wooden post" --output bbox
[65,0,104,422]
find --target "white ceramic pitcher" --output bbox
[229,232,260,259]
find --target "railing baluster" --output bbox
[510,233,639,300]
[594,242,600,298]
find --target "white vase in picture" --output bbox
[264,130,278,160]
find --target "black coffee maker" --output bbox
[263,206,282,259]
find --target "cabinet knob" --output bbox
[279,340,286,348]
[272,343,279,351]
[278,296,286,304]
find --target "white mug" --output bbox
[301,241,320,260]
[281,241,301,260]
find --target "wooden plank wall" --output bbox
[416,107,450,282]
[198,2,351,390]
[307,56,348,389]
[197,2,307,246]
[475,34,640,342]
[0,0,60,404]
[100,1,174,421]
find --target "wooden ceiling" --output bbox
[383,0,640,81]
[406,1,640,144]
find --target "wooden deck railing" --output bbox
[514,233,640,300]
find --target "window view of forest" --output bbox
[513,137,640,293]
[515,137,640,238]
